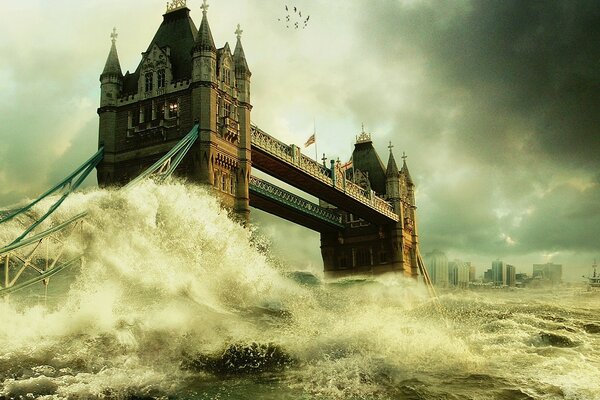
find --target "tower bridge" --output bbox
[1,1,431,295]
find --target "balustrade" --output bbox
[250,125,398,221]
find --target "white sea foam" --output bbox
[1,181,599,399]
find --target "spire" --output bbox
[195,0,216,52]
[233,24,251,76]
[386,141,400,177]
[102,28,122,77]
[401,152,414,185]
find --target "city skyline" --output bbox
[1,1,598,279]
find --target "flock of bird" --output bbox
[278,5,310,29]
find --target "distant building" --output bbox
[449,259,470,288]
[515,272,531,287]
[492,259,507,286]
[506,264,516,287]
[533,263,562,285]
[468,263,476,282]
[483,269,493,283]
[424,249,449,287]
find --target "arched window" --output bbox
[157,69,166,88]
[145,72,153,92]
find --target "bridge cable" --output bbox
[1,126,199,298]
[125,124,199,188]
[416,248,445,316]
[1,149,103,247]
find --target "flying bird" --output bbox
[278,4,310,30]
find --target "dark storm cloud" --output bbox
[365,0,600,169]
[344,0,600,261]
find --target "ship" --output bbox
[583,259,600,290]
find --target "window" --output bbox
[223,68,231,85]
[221,174,227,191]
[224,101,231,118]
[145,72,153,92]
[230,175,235,194]
[169,100,179,116]
[157,69,166,88]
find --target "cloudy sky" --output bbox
[1,0,598,279]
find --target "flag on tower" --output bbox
[340,159,353,171]
[304,133,316,148]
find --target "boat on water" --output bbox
[583,259,600,290]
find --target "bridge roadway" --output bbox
[249,125,400,227]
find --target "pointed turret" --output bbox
[192,0,216,83]
[385,143,401,212]
[401,152,414,186]
[386,143,400,178]
[101,28,123,78]
[194,0,216,52]
[233,24,251,77]
[99,28,123,108]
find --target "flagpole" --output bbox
[314,119,318,161]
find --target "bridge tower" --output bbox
[96,0,252,222]
[320,128,419,277]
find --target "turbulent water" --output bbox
[1,182,599,399]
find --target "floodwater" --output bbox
[0,182,599,399]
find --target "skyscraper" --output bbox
[424,250,449,287]
[492,259,507,286]
[449,259,470,288]
[506,264,516,287]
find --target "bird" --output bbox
[278,4,310,30]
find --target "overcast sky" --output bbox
[1,0,598,279]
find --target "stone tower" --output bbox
[320,127,420,277]
[96,0,252,222]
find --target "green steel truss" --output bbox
[249,175,344,229]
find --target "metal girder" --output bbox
[0,214,85,298]
[250,125,400,224]
[249,176,344,231]
[0,148,103,246]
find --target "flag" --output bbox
[304,133,316,148]
[340,159,353,170]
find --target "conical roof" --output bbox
[195,8,216,52]
[386,149,400,178]
[102,31,122,77]
[401,156,414,185]
[233,25,250,75]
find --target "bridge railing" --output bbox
[249,175,344,228]
[250,125,399,222]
